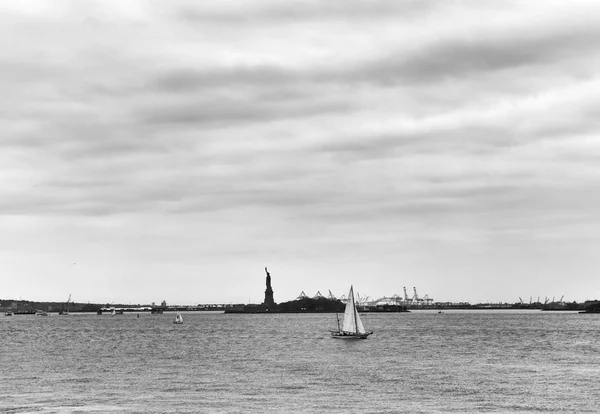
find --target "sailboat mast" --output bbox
[351,286,359,334]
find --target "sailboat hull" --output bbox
[330,331,372,339]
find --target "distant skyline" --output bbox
[2,1,600,305]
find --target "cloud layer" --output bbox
[2,0,600,303]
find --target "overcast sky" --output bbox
[2,1,600,305]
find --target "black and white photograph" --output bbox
[2,0,600,412]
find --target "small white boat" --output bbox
[5,311,14,316]
[173,311,183,324]
[35,310,49,316]
[330,285,373,339]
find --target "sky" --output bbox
[2,0,600,306]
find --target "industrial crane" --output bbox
[422,294,434,305]
[403,287,411,304]
[355,292,370,306]
[413,287,424,304]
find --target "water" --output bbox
[1,310,599,413]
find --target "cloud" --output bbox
[2,1,600,302]
[151,65,299,92]
[353,26,600,85]
[137,93,355,126]
[175,0,438,25]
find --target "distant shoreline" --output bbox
[2,298,596,314]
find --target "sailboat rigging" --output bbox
[330,285,373,339]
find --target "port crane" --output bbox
[412,287,424,305]
[422,294,434,305]
[296,291,308,300]
[403,287,412,304]
[355,292,370,306]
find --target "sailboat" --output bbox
[330,285,373,339]
[173,311,183,324]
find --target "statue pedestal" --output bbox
[264,287,275,311]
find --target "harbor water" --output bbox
[1,310,599,413]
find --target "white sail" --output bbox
[355,307,366,334]
[341,286,366,334]
[174,311,183,323]
[342,287,356,332]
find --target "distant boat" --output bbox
[5,311,14,316]
[35,310,49,316]
[111,308,116,316]
[330,285,373,339]
[173,311,183,324]
[59,293,71,315]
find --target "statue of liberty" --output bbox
[265,267,271,289]
[264,267,275,310]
